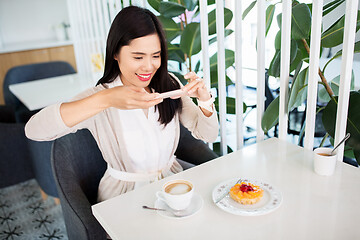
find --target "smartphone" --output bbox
[156,89,184,99]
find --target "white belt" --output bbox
[107,157,175,182]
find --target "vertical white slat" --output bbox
[75,0,88,74]
[66,0,84,74]
[95,0,108,56]
[123,0,130,7]
[256,0,265,141]
[304,0,323,150]
[334,0,359,161]
[90,0,101,52]
[216,0,227,155]
[84,0,99,56]
[278,0,292,140]
[114,0,122,12]
[77,0,92,74]
[108,0,116,21]
[102,0,111,33]
[142,0,147,8]
[90,0,106,73]
[199,0,211,90]
[235,0,244,149]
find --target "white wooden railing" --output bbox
[67,0,358,162]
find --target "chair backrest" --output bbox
[0,122,34,188]
[51,129,107,240]
[3,61,76,122]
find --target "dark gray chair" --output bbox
[51,126,218,240]
[51,129,107,240]
[2,61,76,198]
[3,61,76,123]
[0,106,34,188]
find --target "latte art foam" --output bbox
[165,182,192,195]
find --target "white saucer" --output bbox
[154,193,203,219]
[212,178,282,216]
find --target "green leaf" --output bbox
[268,50,281,77]
[268,40,298,78]
[290,40,308,72]
[158,16,181,42]
[318,72,355,102]
[214,97,246,114]
[288,67,308,111]
[168,43,185,62]
[261,96,280,133]
[148,0,161,12]
[323,41,360,73]
[242,1,257,20]
[180,23,201,56]
[210,72,233,88]
[290,40,299,63]
[194,60,200,73]
[321,11,360,48]
[167,43,180,52]
[330,72,355,96]
[209,29,233,45]
[277,13,282,29]
[209,49,235,72]
[169,0,198,11]
[159,2,186,18]
[290,49,304,73]
[322,91,360,165]
[291,3,311,40]
[266,4,275,36]
[207,0,215,5]
[185,0,198,11]
[208,8,233,35]
[275,31,281,50]
[323,0,345,17]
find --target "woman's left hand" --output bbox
[182,72,211,101]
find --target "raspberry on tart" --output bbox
[229,182,264,205]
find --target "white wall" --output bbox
[0,0,69,45]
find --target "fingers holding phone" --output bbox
[183,72,211,101]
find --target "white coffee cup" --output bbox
[156,179,194,211]
[313,147,337,176]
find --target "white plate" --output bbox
[154,193,203,219]
[212,178,282,216]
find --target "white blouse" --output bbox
[107,78,178,189]
[25,74,219,202]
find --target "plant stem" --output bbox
[301,38,334,97]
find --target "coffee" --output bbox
[165,182,192,195]
[317,153,332,156]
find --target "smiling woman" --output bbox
[115,35,162,90]
[24,6,218,203]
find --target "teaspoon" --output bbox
[331,133,351,155]
[142,205,188,217]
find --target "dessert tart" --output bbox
[229,182,264,205]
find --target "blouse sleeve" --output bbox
[179,95,219,143]
[24,87,99,141]
[169,73,219,142]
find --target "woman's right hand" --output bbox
[60,86,163,128]
[103,85,163,110]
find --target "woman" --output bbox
[25,6,218,202]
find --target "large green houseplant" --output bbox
[244,0,360,164]
[148,0,240,154]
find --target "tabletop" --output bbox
[8,73,99,111]
[92,138,360,240]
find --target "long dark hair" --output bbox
[97,6,182,125]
